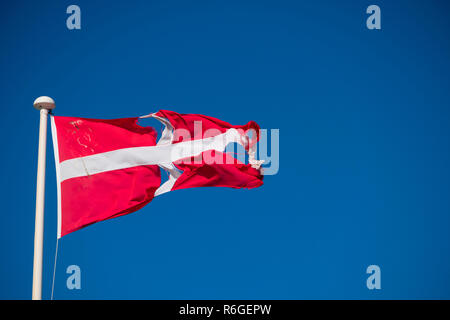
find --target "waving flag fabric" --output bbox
[51,111,263,237]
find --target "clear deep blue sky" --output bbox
[1,0,450,299]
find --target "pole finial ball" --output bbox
[33,96,55,110]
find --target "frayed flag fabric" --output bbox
[51,110,264,238]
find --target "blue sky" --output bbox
[1,0,450,299]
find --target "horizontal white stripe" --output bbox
[59,128,244,182]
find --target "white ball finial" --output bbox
[33,96,55,110]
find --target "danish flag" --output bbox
[51,110,264,237]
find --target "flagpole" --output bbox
[32,96,55,300]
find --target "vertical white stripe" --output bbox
[147,114,180,196]
[50,116,62,239]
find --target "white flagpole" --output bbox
[32,96,55,300]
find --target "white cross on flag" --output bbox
[51,110,264,237]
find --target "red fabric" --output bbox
[53,116,156,162]
[173,151,263,190]
[60,166,160,236]
[158,111,264,192]
[53,116,160,237]
[53,111,263,237]
[155,110,260,150]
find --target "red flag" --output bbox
[51,111,263,237]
